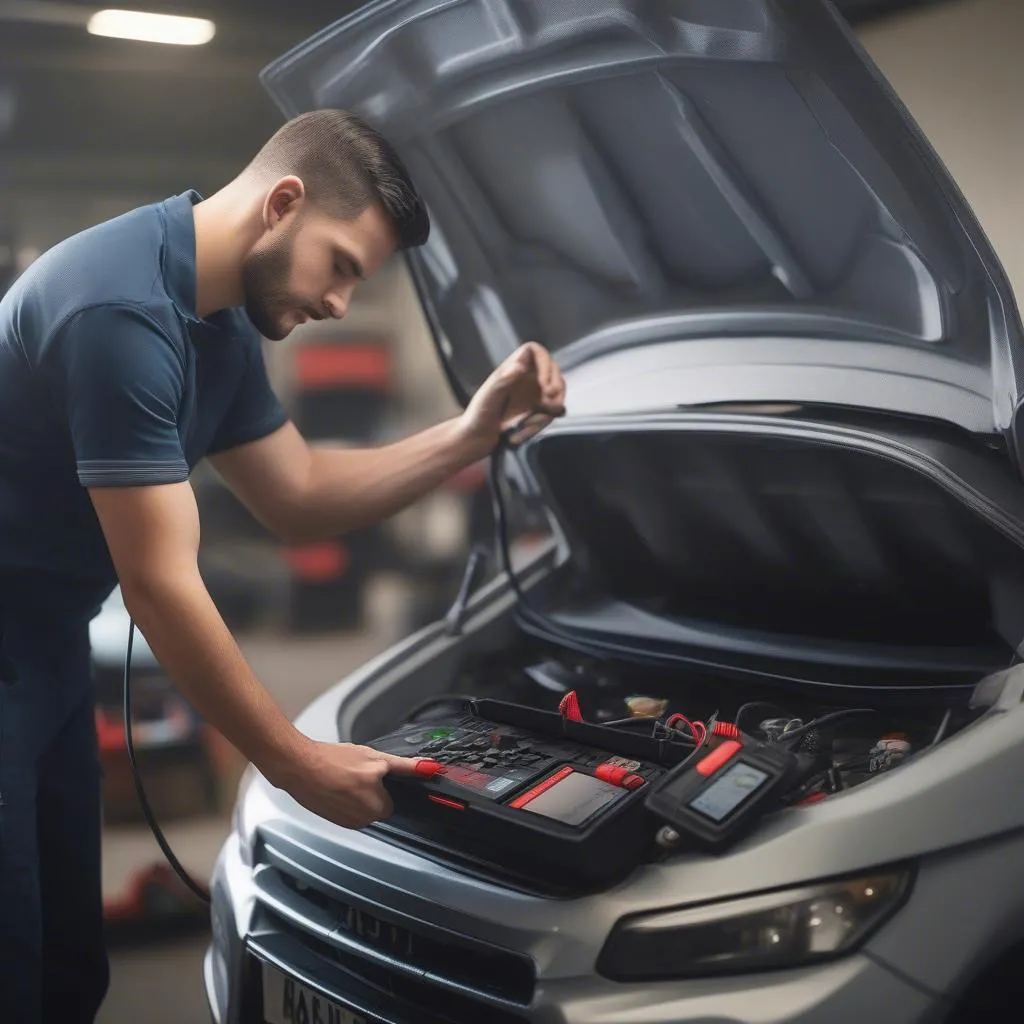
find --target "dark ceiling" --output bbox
[0,0,952,203]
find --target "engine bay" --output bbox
[361,642,989,893]
[403,649,974,806]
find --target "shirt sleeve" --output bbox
[206,334,289,456]
[46,303,190,488]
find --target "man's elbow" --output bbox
[231,497,315,546]
[117,563,202,621]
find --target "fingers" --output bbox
[536,346,565,413]
[546,360,566,413]
[378,752,431,775]
[479,341,566,448]
[504,344,535,379]
[508,414,553,446]
[360,762,395,822]
[342,794,392,828]
[535,343,557,391]
[298,743,414,830]
[353,760,396,825]
[517,342,566,416]
[504,405,566,444]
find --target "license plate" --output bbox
[261,962,368,1024]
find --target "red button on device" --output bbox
[696,739,742,776]
[595,762,631,786]
[428,794,467,811]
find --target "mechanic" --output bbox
[0,108,566,1024]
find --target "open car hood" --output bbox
[262,0,1024,450]
[518,409,1024,689]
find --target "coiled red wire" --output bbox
[666,714,739,744]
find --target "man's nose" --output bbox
[323,288,351,320]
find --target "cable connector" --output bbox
[703,710,720,748]
[559,689,584,722]
[666,713,705,745]
[712,721,741,740]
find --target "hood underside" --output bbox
[520,412,1024,685]
[262,0,1023,437]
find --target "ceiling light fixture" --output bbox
[87,9,216,46]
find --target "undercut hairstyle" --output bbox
[248,109,429,249]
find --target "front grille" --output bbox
[257,908,530,1024]
[251,836,535,1022]
[272,870,534,1003]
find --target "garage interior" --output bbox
[0,0,1021,1021]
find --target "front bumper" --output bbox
[204,827,939,1024]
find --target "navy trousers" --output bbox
[0,607,110,1024]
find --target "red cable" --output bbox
[559,690,584,722]
[665,714,738,744]
[667,713,703,744]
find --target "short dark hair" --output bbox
[248,109,429,250]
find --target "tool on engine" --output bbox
[645,730,821,852]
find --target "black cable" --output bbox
[487,448,619,663]
[777,708,878,745]
[488,450,534,610]
[600,715,660,728]
[124,618,211,905]
[930,708,953,747]
[596,714,696,744]
[734,701,794,733]
[666,735,711,776]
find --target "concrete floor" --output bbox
[100,934,211,1024]
[95,605,406,1024]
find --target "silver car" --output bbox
[206,1,1024,1021]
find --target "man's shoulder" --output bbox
[9,200,177,342]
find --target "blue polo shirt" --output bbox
[0,190,289,622]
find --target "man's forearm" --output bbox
[121,570,306,786]
[287,415,493,541]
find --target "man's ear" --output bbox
[262,176,306,230]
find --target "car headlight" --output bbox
[597,868,912,981]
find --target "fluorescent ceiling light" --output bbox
[87,9,216,45]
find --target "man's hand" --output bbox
[278,741,429,829]
[460,342,567,449]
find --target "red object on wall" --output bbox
[283,542,351,582]
[294,345,391,390]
